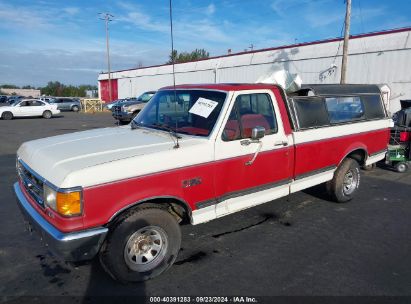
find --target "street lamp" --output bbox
[99,13,114,102]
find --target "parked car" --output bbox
[39,96,56,104]
[0,95,8,103]
[14,83,391,282]
[7,96,23,104]
[104,99,125,111]
[0,99,60,120]
[112,91,156,124]
[50,97,81,112]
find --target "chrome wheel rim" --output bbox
[124,226,168,272]
[397,163,406,172]
[343,169,358,195]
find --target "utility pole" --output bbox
[99,13,114,102]
[340,0,351,84]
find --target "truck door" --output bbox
[214,90,293,216]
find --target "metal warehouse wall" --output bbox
[99,28,411,113]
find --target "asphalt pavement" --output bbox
[0,112,410,302]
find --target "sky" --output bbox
[0,0,410,87]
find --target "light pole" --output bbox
[340,0,351,84]
[99,13,114,102]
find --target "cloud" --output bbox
[115,1,229,44]
[206,3,216,15]
[115,2,168,33]
[63,7,80,15]
[0,2,52,30]
[305,11,344,28]
[271,0,314,17]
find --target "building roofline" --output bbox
[100,26,411,76]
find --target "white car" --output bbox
[0,99,60,120]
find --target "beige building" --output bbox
[1,88,41,97]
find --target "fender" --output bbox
[339,144,368,166]
[107,195,192,223]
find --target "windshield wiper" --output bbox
[149,123,181,138]
[130,120,143,129]
[148,123,181,148]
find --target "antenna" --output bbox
[169,0,179,148]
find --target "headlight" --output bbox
[43,184,82,217]
[122,105,133,113]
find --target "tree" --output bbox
[40,81,98,97]
[0,84,19,89]
[167,48,210,64]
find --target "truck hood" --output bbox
[17,126,209,187]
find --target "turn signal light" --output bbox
[56,191,82,216]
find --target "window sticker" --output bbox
[189,97,218,118]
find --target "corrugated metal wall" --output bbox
[99,28,411,113]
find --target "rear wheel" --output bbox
[71,105,79,112]
[394,162,408,173]
[42,110,52,119]
[100,206,181,283]
[327,158,361,203]
[2,111,13,120]
[118,120,129,125]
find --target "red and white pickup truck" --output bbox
[14,83,391,282]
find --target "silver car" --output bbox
[50,98,81,112]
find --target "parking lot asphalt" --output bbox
[0,112,410,300]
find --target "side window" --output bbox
[361,95,385,119]
[222,93,277,141]
[293,97,330,129]
[32,101,44,106]
[325,96,365,124]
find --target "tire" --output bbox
[2,111,13,120]
[131,111,140,120]
[42,110,52,119]
[71,105,80,112]
[327,158,361,203]
[118,120,130,125]
[100,206,181,283]
[394,162,408,173]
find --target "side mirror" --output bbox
[251,126,266,140]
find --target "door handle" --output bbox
[274,140,288,147]
[245,141,263,166]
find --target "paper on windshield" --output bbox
[189,98,218,118]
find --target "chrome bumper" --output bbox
[112,111,133,121]
[14,182,108,262]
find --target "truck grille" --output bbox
[112,105,121,112]
[17,159,45,208]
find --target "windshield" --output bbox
[137,92,155,102]
[134,90,227,137]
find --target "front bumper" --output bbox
[14,182,108,262]
[112,110,133,121]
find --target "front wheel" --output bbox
[71,105,80,112]
[327,158,361,203]
[2,111,13,120]
[394,162,408,173]
[100,206,181,283]
[42,110,52,119]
